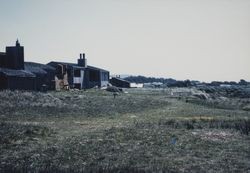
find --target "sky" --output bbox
[0,0,249,82]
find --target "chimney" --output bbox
[5,40,24,70]
[78,53,87,67]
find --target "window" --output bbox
[74,69,81,77]
[89,70,99,82]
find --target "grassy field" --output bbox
[0,88,250,173]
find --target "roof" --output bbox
[48,61,77,66]
[24,62,55,75]
[111,77,130,84]
[47,61,109,72]
[25,62,55,71]
[87,65,109,72]
[0,67,36,77]
[47,61,85,69]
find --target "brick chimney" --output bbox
[78,53,87,67]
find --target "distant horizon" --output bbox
[1,0,249,82]
[112,74,249,83]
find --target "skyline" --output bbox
[0,0,250,82]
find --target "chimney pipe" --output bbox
[78,53,87,67]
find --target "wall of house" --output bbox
[73,70,84,89]
[7,76,36,90]
[83,69,109,88]
[43,68,56,90]
[100,71,109,87]
[66,67,74,88]
[0,75,8,90]
[84,69,100,88]
[35,75,46,91]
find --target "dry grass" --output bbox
[0,89,250,173]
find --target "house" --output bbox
[0,40,110,91]
[0,40,38,90]
[47,53,110,90]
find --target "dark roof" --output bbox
[111,77,131,84]
[0,67,36,77]
[24,62,55,75]
[47,61,84,69]
[47,61,77,66]
[25,64,47,75]
[47,61,109,72]
[25,62,55,71]
[48,61,77,66]
[87,65,109,72]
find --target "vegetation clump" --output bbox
[0,88,249,172]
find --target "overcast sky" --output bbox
[0,0,249,82]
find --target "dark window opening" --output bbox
[74,69,81,77]
[89,70,99,82]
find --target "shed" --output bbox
[110,77,131,88]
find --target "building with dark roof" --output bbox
[48,53,109,89]
[0,41,56,90]
[0,40,38,90]
[24,62,56,90]
[110,77,131,88]
[0,67,36,90]
[0,41,110,91]
[0,40,24,70]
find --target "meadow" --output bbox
[0,88,249,173]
